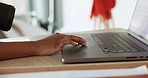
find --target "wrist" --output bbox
[28,41,40,56]
[32,41,44,56]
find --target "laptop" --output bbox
[61,0,148,64]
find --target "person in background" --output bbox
[91,0,116,29]
[0,2,86,61]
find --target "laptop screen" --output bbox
[129,0,148,42]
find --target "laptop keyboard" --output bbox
[92,33,147,53]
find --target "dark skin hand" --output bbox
[0,33,86,61]
[35,33,87,55]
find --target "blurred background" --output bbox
[0,0,137,38]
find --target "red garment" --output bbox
[91,0,116,20]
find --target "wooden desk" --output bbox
[0,28,148,74]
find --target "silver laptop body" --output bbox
[61,0,148,64]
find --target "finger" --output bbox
[69,35,86,46]
[58,39,78,49]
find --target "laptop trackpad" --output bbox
[61,34,104,58]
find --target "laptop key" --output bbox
[99,44,112,53]
[139,48,147,52]
[120,46,132,52]
[92,34,103,44]
[109,48,118,53]
[114,46,125,52]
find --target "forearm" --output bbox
[0,33,86,61]
[0,41,37,60]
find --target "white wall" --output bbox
[59,0,138,33]
[0,0,13,4]
[0,0,30,15]
[113,0,138,29]
[60,0,93,33]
